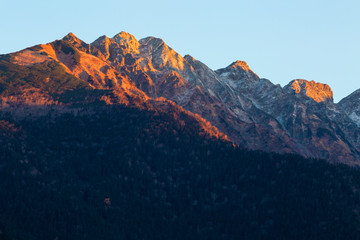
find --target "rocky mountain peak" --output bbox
[93,35,110,44]
[62,32,79,41]
[216,60,258,76]
[338,89,360,127]
[113,31,137,42]
[139,37,186,71]
[229,60,251,71]
[215,60,260,84]
[286,79,333,103]
[113,31,140,54]
[139,37,165,50]
[90,35,115,60]
[65,32,76,37]
[61,32,106,61]
[184,54,196,63]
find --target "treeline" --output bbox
[1,105,360,240]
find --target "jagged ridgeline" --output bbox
[2,31,360,164]
[2,32,360,239]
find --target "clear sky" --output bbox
[1,0,359,102]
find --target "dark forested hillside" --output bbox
[1,105,360,240]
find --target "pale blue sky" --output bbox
[1,0,359,102]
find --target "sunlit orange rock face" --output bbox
[290,79,333,103]
[113,32,140,54]
[230,60,251,71]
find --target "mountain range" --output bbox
[2,31,360,239]
[2,31,360,165]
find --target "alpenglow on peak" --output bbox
[286,79,333,103]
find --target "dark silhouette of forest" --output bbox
[1,105,360,240]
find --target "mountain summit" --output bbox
[216,60,260,83]
[228,60,252,71]
[286,79,333,103]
